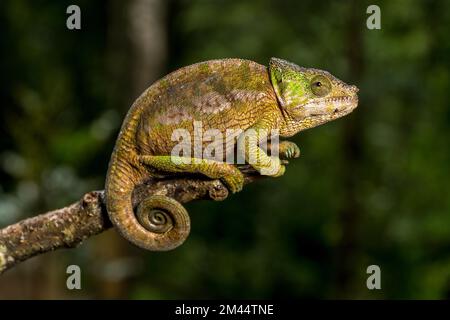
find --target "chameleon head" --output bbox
[269,57,359,133]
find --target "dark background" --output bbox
[0,0,449,299]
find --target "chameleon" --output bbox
[105,58,358,251]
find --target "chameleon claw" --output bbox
[279,141,301,160]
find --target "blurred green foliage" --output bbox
[0,0,449,299]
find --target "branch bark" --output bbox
[0,168,261,274]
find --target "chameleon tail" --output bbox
[105,154,191,251]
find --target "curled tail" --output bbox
[105,153,191,251]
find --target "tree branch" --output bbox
[0,167,261,274]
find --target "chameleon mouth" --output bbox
[300,95,358,117]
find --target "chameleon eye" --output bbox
[310,75,331,97]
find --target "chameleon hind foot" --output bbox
[210,163,244,193]
[139,155,244,194]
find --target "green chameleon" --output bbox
[105,58,358,251]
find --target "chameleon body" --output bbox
[105,58,358,251]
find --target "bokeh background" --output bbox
[1,0,449,299]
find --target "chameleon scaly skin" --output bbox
[105,58,358,251]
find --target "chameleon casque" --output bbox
[105,58,358,251]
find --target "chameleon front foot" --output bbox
[259,141,298,176]
[279,141,301,160]
[136,195,190,251]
